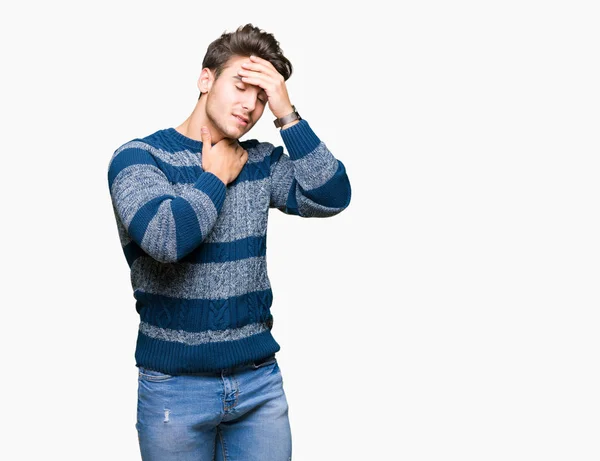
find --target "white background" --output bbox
[2,0,599,459]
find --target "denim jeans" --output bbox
[135,354,292,460]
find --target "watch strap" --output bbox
[274,105,301,128]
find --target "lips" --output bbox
[233,114,249,125]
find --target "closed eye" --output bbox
[236,86,267,104]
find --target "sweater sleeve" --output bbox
[107,142,226,263]
[269,119,351,217]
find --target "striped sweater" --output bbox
[107,119,351,374]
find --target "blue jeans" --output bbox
[136,354,292,460]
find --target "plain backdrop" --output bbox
[2,0,599,459]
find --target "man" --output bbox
[107,23,351,460]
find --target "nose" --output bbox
[242,91,259,112]
[242,99,256,113]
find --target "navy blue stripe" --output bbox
[108,147,156,189]
[193,173,226,210]
[128,194,176,244]
[124,235,267,267]
[135,289,274,332]
[279,119,321,160]
[172,199,203,260]
[240,139,260,149]
[123,240,146,267]
[180,235,267,264]
[229,154,271,186]
[285,178,300,215]
[152,153,272,187]
[269,146,284,165]
[301,161,352,208]
[110,144,273,190]
[134,327,280,374]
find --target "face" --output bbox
[201,55,268,140]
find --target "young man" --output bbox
[107,24,351,460]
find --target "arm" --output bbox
[236,56,350,217]
[269,119,351,217]
[107,142,226,263]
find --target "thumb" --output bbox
[201,126,211,154]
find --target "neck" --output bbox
[175,97,225,144]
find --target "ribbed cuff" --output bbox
[279,119,321,160]
[194,172,226,210]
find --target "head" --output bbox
[196,24,293,140]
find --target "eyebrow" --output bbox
[232,76,267,96]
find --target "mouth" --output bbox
[233,114,249,126]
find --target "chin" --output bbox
[215,126,239,140]
[234,125,251,138]
[229,128,245,139]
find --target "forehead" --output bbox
[221,56,267,95]
[222,55,250,75]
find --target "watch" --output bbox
[273,105,301,128]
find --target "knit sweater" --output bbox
[107,119,351,374]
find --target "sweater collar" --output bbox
[165,127,255,151]
[165,127,204,150]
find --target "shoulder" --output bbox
[240,138,284,164]
[241,138,271,157]
[109,129,167,169]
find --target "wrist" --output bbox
[273,105,302,129]
[280,119,300,130]
[205,169,227,185]
[273,105,294,119]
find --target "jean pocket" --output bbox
[138,366,174,382]
[252,354,277,369]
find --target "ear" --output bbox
[197,68,214,95]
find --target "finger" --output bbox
[249,55,276,72]
[241,58,276,77]
[239,61,279,83]
[238,72,269,89]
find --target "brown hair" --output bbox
[199,23,293,98]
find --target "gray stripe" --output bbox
[111,203,132,246]
[269,154,293,210]
[111,164,173,228]
[108,142,128,169]
[245,141,273,164]
[131,256,270,299]
[177,185,218,237]
[114,140,202,168]
[293,142,339,190]
[171,183,187,195]
[297,190,345,217]
[141,201,177,262]
[112,163,270,248]
[110,137,272,174]
[204,178,270,243]
[139,320,270,346]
